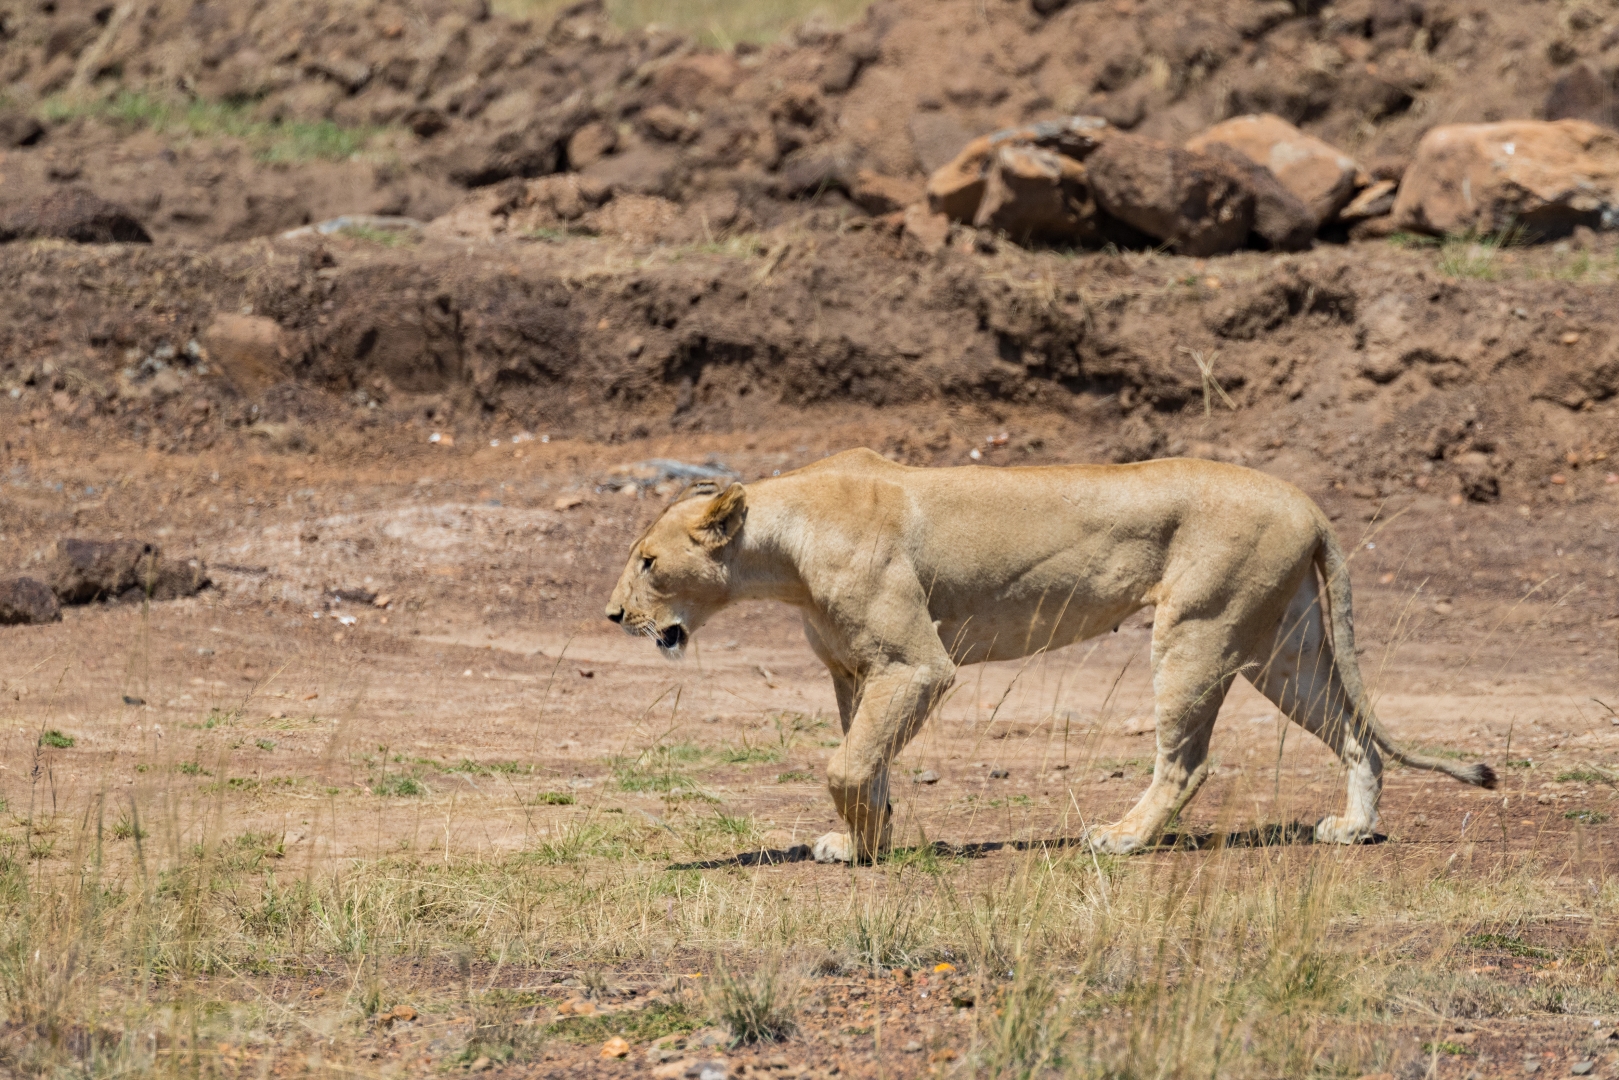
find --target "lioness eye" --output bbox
[641,556,654,571]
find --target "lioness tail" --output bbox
[1313,526,1498,791]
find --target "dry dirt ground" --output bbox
[1,416,1616,1079]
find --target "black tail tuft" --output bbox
[1475,763,1498,790]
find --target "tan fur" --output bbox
[606,449,1495,862]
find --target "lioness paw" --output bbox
[1314,815,1375,845]
[812,831,854,863]
[1085,825,1147,855]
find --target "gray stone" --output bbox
[0,578,61,625]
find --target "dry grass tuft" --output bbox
[704,956,800,1044]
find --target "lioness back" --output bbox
[771,449,1326,662]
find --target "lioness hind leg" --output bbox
[1088,624,1230,855]
[1251,572,1382,845]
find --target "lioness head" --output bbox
[605,482,747,658]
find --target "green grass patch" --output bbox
[1506,759,1535,769]
[255,738,277,751]
[203,777,261,794]
[534,791,576,805]
[1422,1041,1474,1056]
[203,708,239,729]
[614,741,713,799]
[527,823,635,864]
[776,770,815,784]
[177,761,210,776]
[39,91,392,163]
[546,999,701,1045]
[1464,933,1554,959]
[110,812,146,841]
[1555,770,1605,784]
[38,729,75,749]
[1435,227,1524,281]
[449,759,533,776]
[1564,809,1610,825]
[718,744,782,765]
[492,0,866,48]
[373,775,428,797]
[338,223,418,247]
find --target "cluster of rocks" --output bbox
[920,113,1619,254]
[0,539,209,626]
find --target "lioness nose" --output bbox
[605,605,624,623]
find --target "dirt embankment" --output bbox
[1,226,1617,511]
[1,0,1611,246]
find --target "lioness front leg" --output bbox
[814,660,954,864]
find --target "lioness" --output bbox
[606,449,1495,861]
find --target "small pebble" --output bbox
[1571,1062,1594,1076]
[989,768,1009,779]
[915,769,940,784]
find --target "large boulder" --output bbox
[1086,133,1255,256]
[1194,142,1315,251]
[0,187,151,244]
[46,539,209,604]
[1185,114,1361,226]
[0,578,60,626]
[1391,119,1619,238]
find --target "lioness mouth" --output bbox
[656,624,687,651]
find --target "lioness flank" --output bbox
[605,448,1495,862]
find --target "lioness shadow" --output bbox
[666,822,1386,870]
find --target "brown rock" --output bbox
[403,106,448,138]
[0,578,61,626]
[0,187,151,244]
[0,106,45,148]
[600,1036,631,1058]
[46,539,208,604]
[925,133,993,221]
[1391,119,1619,238]
[775,141,859,197]
[640,104,698,144]
[1087,133,1254,256]
[1454,452,1501,503]
[566,121,617,168]
[651,53,740,110]
[925,116,1109,225]
[514,174,608,228]
[1195,142,1315,250]
[972,143,1097,244]
[48,539,159,604]
[1338,179,1398,223]
[578,144,680,198]
[584,194,685,244]
[850,170,924,215]
[1347,214,1399,241]
[1186,114,1361,226]
[202,314,287,395]
[901,203,951,254]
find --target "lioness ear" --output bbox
[692,482,746,550]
